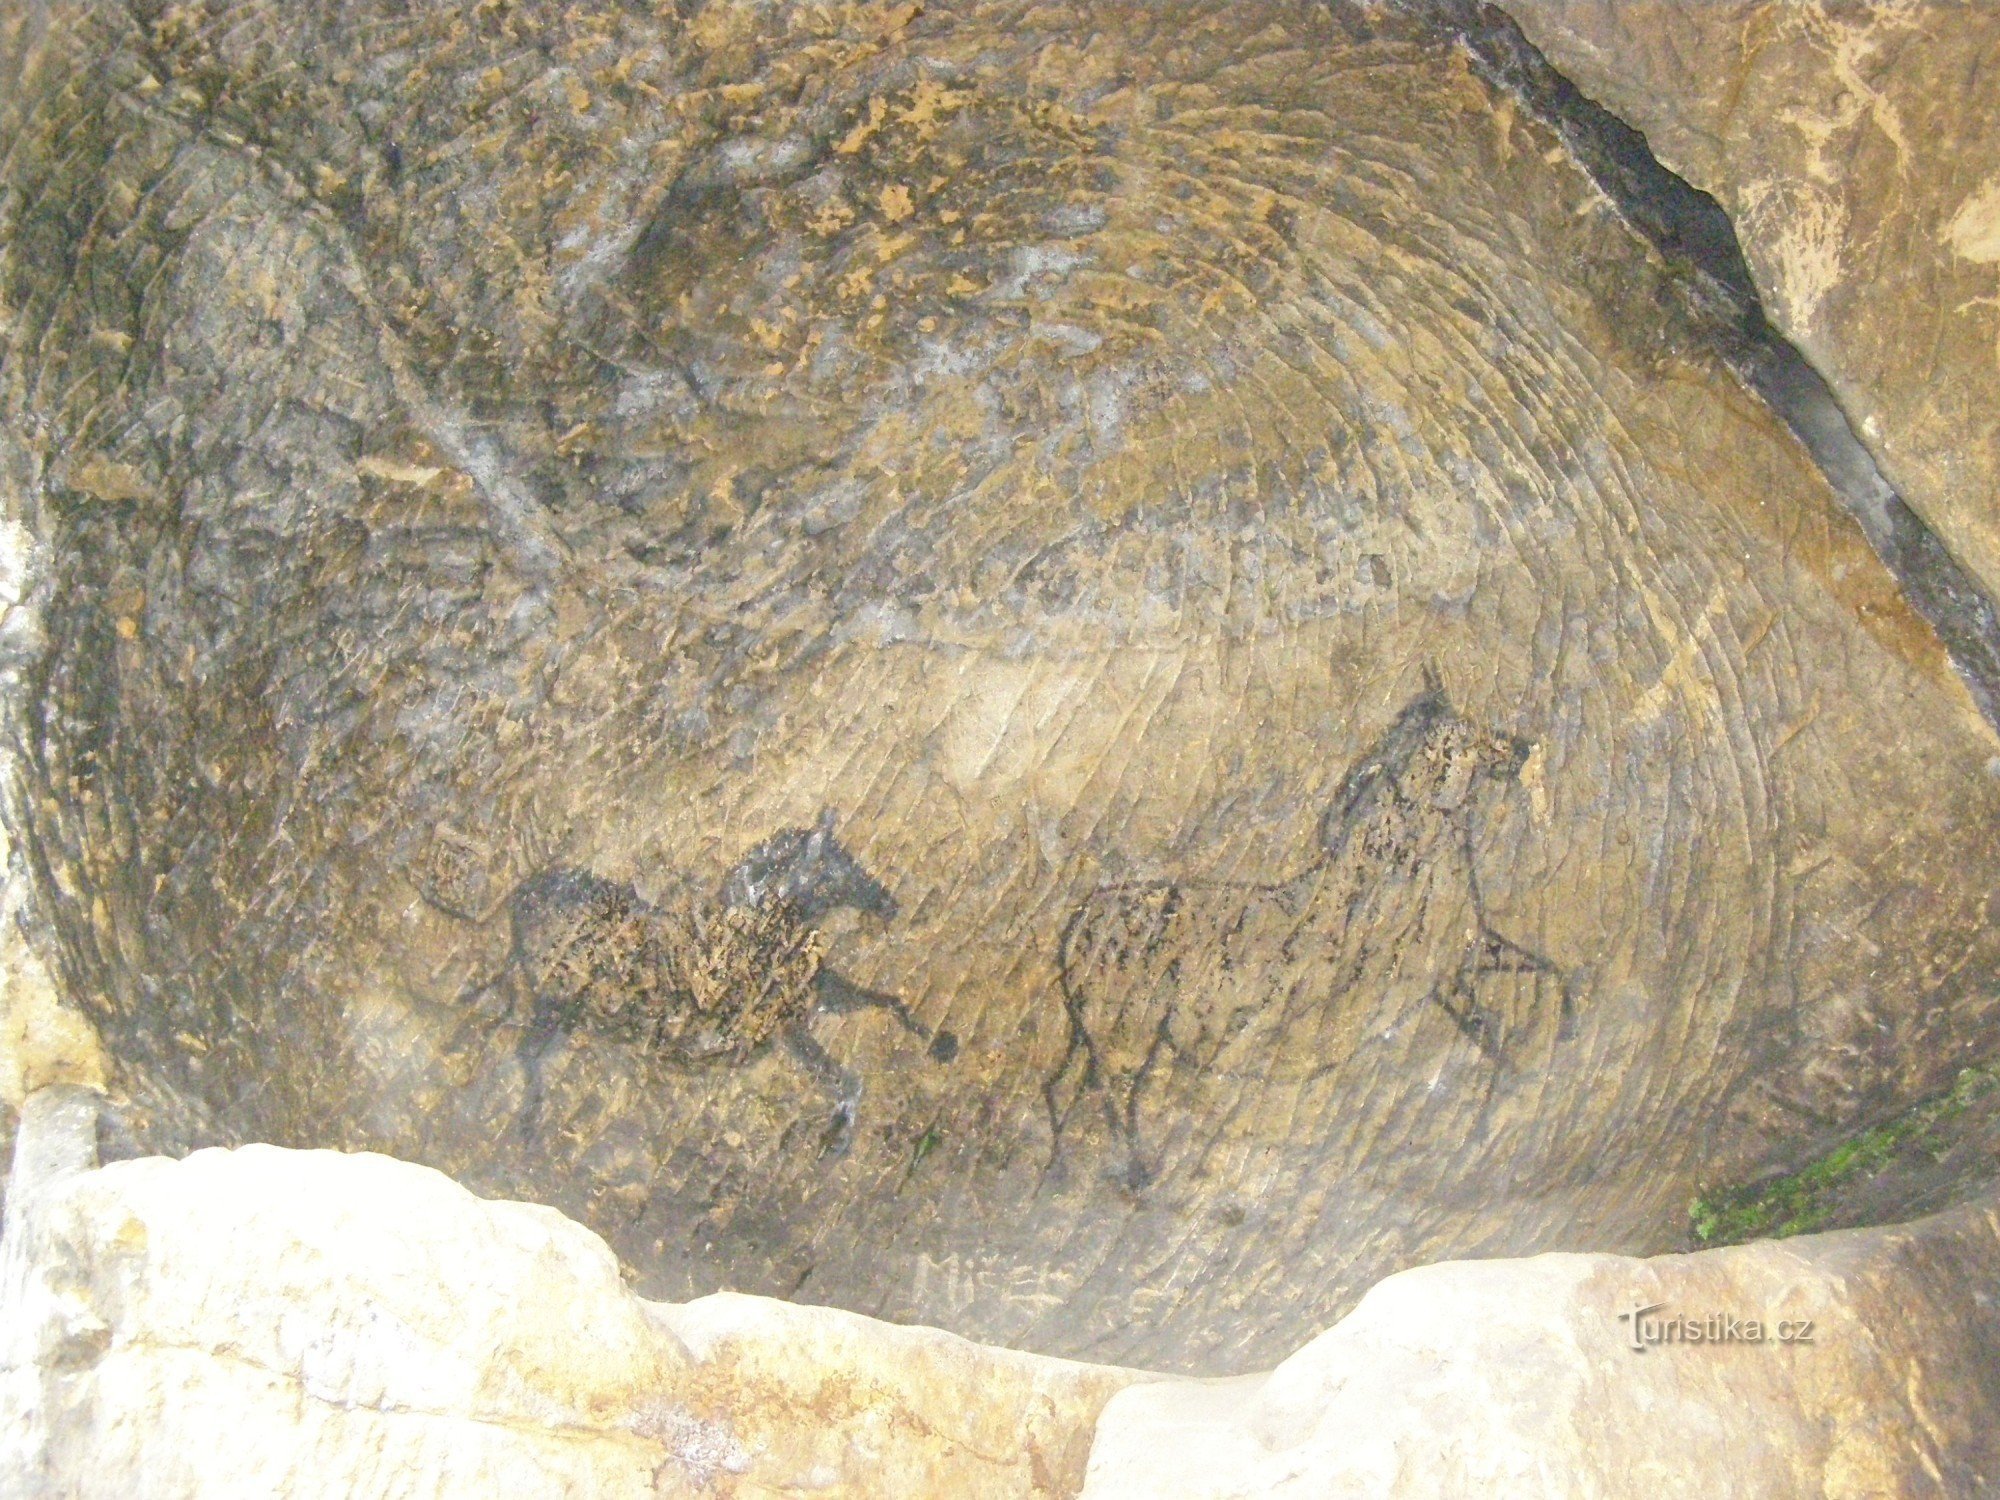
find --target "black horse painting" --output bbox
[1049,675,1572,1187]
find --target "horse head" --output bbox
[720,809,899,923]
[1412,714,1532,811]
[1319,674,1534,853]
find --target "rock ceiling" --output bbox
[2,0,1997,1378]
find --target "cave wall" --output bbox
[1503,0,2000,608]
[2,0,1999,1376]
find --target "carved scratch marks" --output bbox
[1047,677,1575,1189]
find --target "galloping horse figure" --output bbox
[1049,672,1572,1188]
[427,811,954,1149]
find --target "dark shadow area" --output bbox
[1423,0,2000,729]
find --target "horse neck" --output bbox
[1306,783,1433,892]
[1271,835,1366,923]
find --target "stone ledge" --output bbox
[0,1090,1148,1499]
[5,1087,1997,1497]
[1084,1200,2000,1497]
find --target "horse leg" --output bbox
[1431,971,1506,1065]
[441,964,512,1060]
[1554,973,1577,1041]
[1430,970,1509,1140]
[513,992,575,1142]
[1468,1049,1504,1142]
[1042,1023,1092,1169]
[1108,1016,1174,1192]
[783,1021,863,1157]
[1474,927,1575,1041]
[1043,973,1145,1189]
[814,968,959,1061]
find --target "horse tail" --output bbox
[1056,895,1099,1031]
[411,880,514,928]
[1045,892,1112,1163]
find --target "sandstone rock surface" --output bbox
[8,1098,1999,1498]
[0,1100,1144,1499]
[7,0,2000,1377]
[1084,1190,2000,1497]
[1502,0,2000,605]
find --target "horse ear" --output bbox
[1420,659,1444,698]
[815,807,838,835]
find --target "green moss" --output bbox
[1689,1065,2000,1247]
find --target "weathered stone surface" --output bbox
[6,0,2000,1377]
[9,1105,1998,1498]
[1501,0,2000,605]
[0,919,108,1115]
[1085,1189,2000,1497]
[0,1107,1143,1499]
[0,485,109,1214]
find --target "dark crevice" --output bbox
[1414,0,2000,729]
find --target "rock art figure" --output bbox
[1049,674,1572,1188]
[427,812,954,1148]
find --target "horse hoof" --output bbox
[928,1029,960,1063]
[819,1105,856,1157]
[1110,1157,1155,1194]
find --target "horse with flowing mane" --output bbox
[1048,671,1572,1188]
[422,810,954,1149]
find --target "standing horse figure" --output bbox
[1047,673,1572,1189]
[428,811,954,1149]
